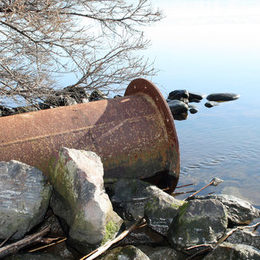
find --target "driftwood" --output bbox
[0,226,50,258]
[80,218,146,260]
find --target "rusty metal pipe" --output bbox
[0,79,180,192]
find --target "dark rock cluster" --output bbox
[166,89,240,120]
[0,87,108,117]
[1,148,259,259]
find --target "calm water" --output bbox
[147,0,260,207]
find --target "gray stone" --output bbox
[168,90,189,101]
[168,100,188,115]
[138,245,186,260]
[99,245,149,260]
[49,148,122,253]
[198,194,260,225]
[0,161,52,240]
[207,93,240,102]
[205,101,219,108]
[204,242,260,260]
[112,179,185,236]
[168,199,228,250]
[144,186,185,236]
[226,229,260,250]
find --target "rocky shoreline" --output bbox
[0,148,259,260]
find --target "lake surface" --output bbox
[147,0,260,207]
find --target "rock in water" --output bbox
[168,199,228,250]
[0,161,52,240]
[205,101,219,108]
[207,93,240,102]
[167,90,189,101]
[188,92,204,102]
[204,242,260,260]
[167,100,188,115]
[49,148,122,253]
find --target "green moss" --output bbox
[102,220,120,245]
[171,200,186,210]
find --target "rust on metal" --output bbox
[0,78,180,192]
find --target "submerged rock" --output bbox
[198,194,260,225]
[207,93,240,102]
[168,199,228,250]
[99,245,149,260]
[0,161,52,240]
[204,242,260,260]
[205,101,219,108]
[49,148,122,253]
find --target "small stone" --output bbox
[211,177,224,186]
[99,245,149,260]
[89,90,107,101]
[168,199,228,250]
[188,104,198,114]
[205,101,219,108]
[207,93,240,102]
[168,90,189,101]
[189,92,204,102]
[204,242,260,260]
[0,161,52,240]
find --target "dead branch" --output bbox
[0,226,50,258]
[80,218,146,260]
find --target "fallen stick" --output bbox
[0,231,17,248]
[184,177,223,201]
[80,218,146,260]
[0,226,50,258]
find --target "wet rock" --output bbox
[207,93,240,102]
[204,242,260,260]
[189,92,204,102]
[205,101,219,108]
[49,148,122,253]
[198,194,260,225]
[138,245,186,260]
[188,104,198,114]
[167,100,188,117]
[168,90,189,101]
[144,186,185,236]
[112,179,185,236]
[99,245,149,260]
[226,229,260,250]
[89,90,108,101]
[168,199,228,250]
[0,161,52,240]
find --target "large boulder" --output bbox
[49,148,122,253]
[204,242,260,260]
[0,161,52,240]
[168,199,228,250]
[198,194,260,225]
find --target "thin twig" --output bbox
[80,218,146,260]
[0,231,17,248]
[176,183,195,189]
[28,237,67,253]
[0,226,50,258]
[184,181,213,201]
